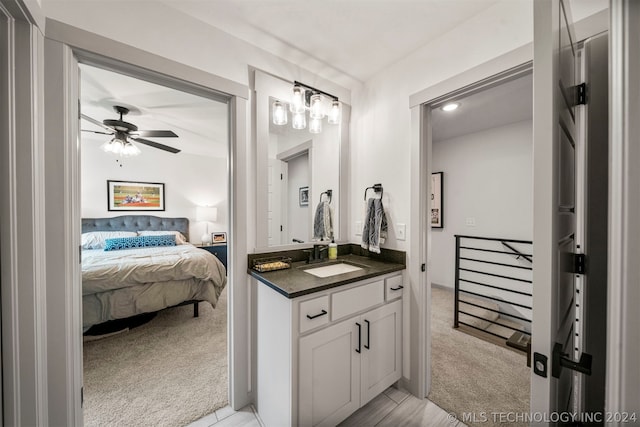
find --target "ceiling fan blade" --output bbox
[131,137,181,154]
[81,129,114,135]
[131,130,178,138]
[81,113,113,131]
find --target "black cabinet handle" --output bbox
[355,322,361,353]
[390,285,404,291]
[306,309,327,320]
[364,319,370,350]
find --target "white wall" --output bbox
[287,153,310,242]
[349,1,535,250]
[81,139,228,243]
[431,120,533,289]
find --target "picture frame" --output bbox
[299,186,309,206]
[211,232,227,244]
[107,180,165,211]
[431,172,443,228]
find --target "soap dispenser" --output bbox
[328,239,338,260]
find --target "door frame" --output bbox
[42,18,251,425]
[408,44,533,398]
[607,0,640,417]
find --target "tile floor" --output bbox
[188,386,467,427]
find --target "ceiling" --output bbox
[160,0,607,84]
[431,72,532,142]
[80,64,229,158]
[162,0,501,83]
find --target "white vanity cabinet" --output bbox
[298,300,402,427]
[255,271,404,427]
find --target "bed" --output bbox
[81,215,227,331]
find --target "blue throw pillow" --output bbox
[104,234,176,251]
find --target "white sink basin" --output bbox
[303,263,363,278]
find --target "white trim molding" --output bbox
[606,0,640,419]
[0,2,49,424]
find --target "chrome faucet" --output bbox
[304,244,328,264]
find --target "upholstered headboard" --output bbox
[81,215,190,241]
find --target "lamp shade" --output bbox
[196,206,218,222]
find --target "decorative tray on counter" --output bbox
[252,256,292,272]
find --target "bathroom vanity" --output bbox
[250,248,405,427]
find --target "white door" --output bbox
[360,300,402,405]
[532,0,589,415]
[299,319,360,427]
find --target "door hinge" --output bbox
[573,82,587,106]
[552,342,592,378]
[421,263,426,272]
[81,386,84,407]
[280,225,283,232]
[573,253,586,274]
[280,173,283,180]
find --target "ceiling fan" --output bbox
[81,105,181,155]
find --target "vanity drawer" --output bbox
[385,275,404,301]
[331,280,384,321]
[299,296,330,333]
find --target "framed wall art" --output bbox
[107,180,165,211]
[431,172,443,228]
[212,232,227,244]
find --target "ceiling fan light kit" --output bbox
[272,81,340,134]
[82,105,181,156]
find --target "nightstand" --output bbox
[198,244,227,271]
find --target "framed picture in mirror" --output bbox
[299,186,309,206]
[431,172,443,228]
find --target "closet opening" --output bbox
[79,63,231,426]
[426,69,533,425]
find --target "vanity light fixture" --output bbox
[327,99,341,124]
[272,80,341,134]
[442,102,461,112]
[292,111,306,130]
[272,100,288,125]
[309,117,322,134]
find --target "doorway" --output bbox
[78,63,231,425]
[426,71,533,424]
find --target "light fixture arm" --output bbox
[293,80,339,102]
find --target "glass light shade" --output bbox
[309,93,324,119]
[122,141,141,157]
[290,85,305,113]
[272,100,288,125]
[327,100,341,124]
[292,112,307,130]
[309,117,322,134]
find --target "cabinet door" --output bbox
[299,319,361,427]
[360,300,402,405]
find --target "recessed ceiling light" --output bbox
[442,102,460,112]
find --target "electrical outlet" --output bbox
[465,217,476,227]
[397,223,406,240]
[355,221,362,236]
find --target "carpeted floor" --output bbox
[83,286,228,427]
[429,286,530,427]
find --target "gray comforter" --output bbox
[82,244,227,329]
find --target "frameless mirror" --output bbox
[255,71,349,249]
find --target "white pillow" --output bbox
[81,231,137,249]
[137,230,188,245]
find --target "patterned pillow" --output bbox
[104,234,176,251]
[137,230,188,245]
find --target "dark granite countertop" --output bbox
[248,245,406,299]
